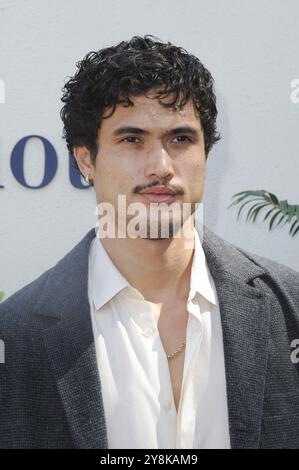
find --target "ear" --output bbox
[73,146,96,179]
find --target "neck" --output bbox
[99,217,196,304]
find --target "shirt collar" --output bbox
[89,236,131,311]
[89,227,218,312]
[189,227,218,306]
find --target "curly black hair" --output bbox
[60,34,220,176]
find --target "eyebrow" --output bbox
[111,126,200,138]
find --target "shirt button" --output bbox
[163,400,173,411]
[142,327,155,338]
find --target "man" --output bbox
[0,35,299,449]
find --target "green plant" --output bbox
[0,291,4,302]
[228,190,299,237]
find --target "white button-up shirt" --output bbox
[87,227,231,449]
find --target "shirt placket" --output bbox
[176,296,203,448]
[126,291,178,446]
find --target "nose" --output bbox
[143,144,175,180]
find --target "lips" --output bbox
[138,187,177,203]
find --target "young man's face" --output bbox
[76,89,207,238]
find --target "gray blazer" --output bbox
[0,225,299,449]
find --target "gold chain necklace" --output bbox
[166,340,186,360]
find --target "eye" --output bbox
[121,136,141,143]
[172,135,193,143]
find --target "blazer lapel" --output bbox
[201,224,271,449]
[34,228,108,449]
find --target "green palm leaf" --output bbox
[0,291,4,302]
[228,190,299,237]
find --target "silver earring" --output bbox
[85,174,94,185]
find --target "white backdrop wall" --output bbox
[0,0,298,299]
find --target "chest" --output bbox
[155,303,189,413]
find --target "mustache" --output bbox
[133,181,184,195]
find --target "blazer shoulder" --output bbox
[0,227,95,333]
[238,246,298,280]
[237,246,299,306]
[0,267,52,331]
[203,224,298,308]
[202,225,299,288]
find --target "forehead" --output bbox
[100,91,202,134]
